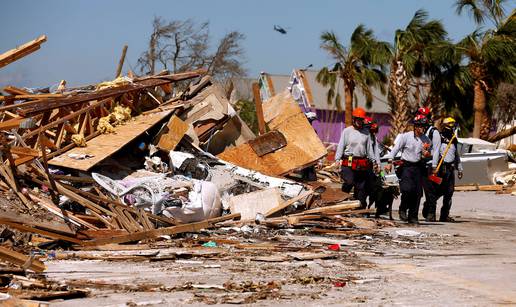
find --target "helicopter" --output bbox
[273,25,288,34]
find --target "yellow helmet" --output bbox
[443,117,456,128]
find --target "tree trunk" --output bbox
[344,82,354,127]
[487,125,516,143]
[389,60,410,140]
[149,33,156,75]
[473,80,486,138]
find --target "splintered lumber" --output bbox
[157,115,189,151]
[228,188,282,220]
[218,90,327,176]
[17,70,206,117]
[265,190,314,217]
[48,110,172,171]
[0,35,47,69]
[0,221,82,244]
[0,246,46,272]
[0,117,25,130]
[288,201,361,216]
[83,213,240,246]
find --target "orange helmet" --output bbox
[352,107,366,119]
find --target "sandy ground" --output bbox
[46,191,516,306]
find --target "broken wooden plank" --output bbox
[288,201,361,216]
[156,115,188,151]
[0,221,82,244]
[265,190,313,217]
[0,117,25,131]
[0,246,46,272]
[84,213,240,246]
[252,82,266,135]
[0,35,47,69]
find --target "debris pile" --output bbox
[0,36,391,304]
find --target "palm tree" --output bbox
[455,1,515,139]
[317,25,391,127]
[388,9,448,138]
[455,0,509,27]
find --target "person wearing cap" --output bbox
[384,115,432,223]
[416,107,442,222]
[335,107,377,209]
[434,117,463,222]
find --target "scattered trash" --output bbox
[202,241,217,247]
[328,244,341,251]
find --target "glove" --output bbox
[384,163,392,173]
[458,171,463,179]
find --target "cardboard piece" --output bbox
[228,188,282,220]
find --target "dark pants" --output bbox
[398,162,424,222]
[341,166,369,209]
[438,164,456,221]
[422,166,439,218]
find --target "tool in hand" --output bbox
[428,132,457,185]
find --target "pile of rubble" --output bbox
[0,36,393,304]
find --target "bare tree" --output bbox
[137,17,246,86]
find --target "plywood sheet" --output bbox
[157,115,188,151]
[218,91,326,176]
[49,111,171,171]
[228,188,282,221]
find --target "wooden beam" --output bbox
[84,213,240,246]
[0,246,46,272]
[252,82,266,135]
[265,190,313,217]
[0,35,47,69]
[115,45,128,78]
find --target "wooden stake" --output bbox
[252,82,266,135]
[115,45,128,78]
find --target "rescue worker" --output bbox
[384,115,432,224]
[435,117,464,222]
[417,107,442,222]
[335,108,376,209]
[363,117,384,214]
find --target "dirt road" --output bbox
[48,191,515,306]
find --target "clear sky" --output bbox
[0,0,491,89]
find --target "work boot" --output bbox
[439,216,456,223]
[425,212,436,222]
[399,210,408,221]
[408,218,419,225]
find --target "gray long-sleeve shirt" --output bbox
[371,135,381,165]
[439,137,463,171]
[385,131,431,163]
[335,126,375,161]
[426,126,441,168]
